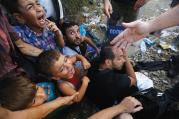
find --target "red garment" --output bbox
[0,8,20,78]
[68,73,81,89]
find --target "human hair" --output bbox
[99,45,115,64]
[37,50,61,77]
[1,0,20,14]
[61,21,79,36]
[0,74,37,111]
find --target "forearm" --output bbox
[148,5,179,33]
[75,82,88,102]
[85,37,98,51]
[75,54,87,62]
[103,0,110,3]
[88,105,124,119]
[11,98,65,119]
[125,58,136,84]
[55,30,64,48]
[15,39,43,56]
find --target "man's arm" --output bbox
[1,94,78,119]
[70,54,91,70]
[148,4,179,32]
[122,49,137,86]
[84,37,100,54]
[88,96,143,119]
[111,5,179,49]
[15,39,43,56]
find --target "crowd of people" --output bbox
[0,0,179,119]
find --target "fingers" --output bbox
[133,106,143,113]
[103,2,113,18]
[110,30,124,46]
[122,21,138,28]
[104,8,111,18]
[71,92,79,99]
[46,19,58,32]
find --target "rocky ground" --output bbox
[51,0,179,119]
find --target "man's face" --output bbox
[17,0,46,30]
[50,54,75,80]
[65,25,83,45]
[31,86,47,107]
[111,48,126,70]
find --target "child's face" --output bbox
[65,25,83,45]
[31,86,47,107]
[51,54,75,80]
[111,48,126,70]
[17,0,46,30]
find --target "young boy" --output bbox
[0,74,77,111]
[37,50,91,103]
[2,0,64,55]
[61,21,100,61]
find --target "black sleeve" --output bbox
[103,71,132,100]
[171,0,179,7]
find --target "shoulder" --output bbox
[58,80,75,89]
[62,46,78,56]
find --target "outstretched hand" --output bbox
[110,20,150,49]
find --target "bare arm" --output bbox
[148,5,179,33]
[111,5,179,49]
[2,94,78,119]
[70,54,91,70]
[55,30,65,48]
[59,76,90,103]
[15,39,43,56]
[123,49,136,86]
[88,97,143,119]
[46,19,64,48]
[84,37,99,54]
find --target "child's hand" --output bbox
[46,19,60,33]
[82,58,91,70]
[82,76,90,85]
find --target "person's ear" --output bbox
[105,59,112,67]
[13,13,26,24]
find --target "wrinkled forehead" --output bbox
[112,47,123,57]
[18,0,36,7]
[66,25,79,32]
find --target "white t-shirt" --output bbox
[135,72,154,91]
[39,0,64,19]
